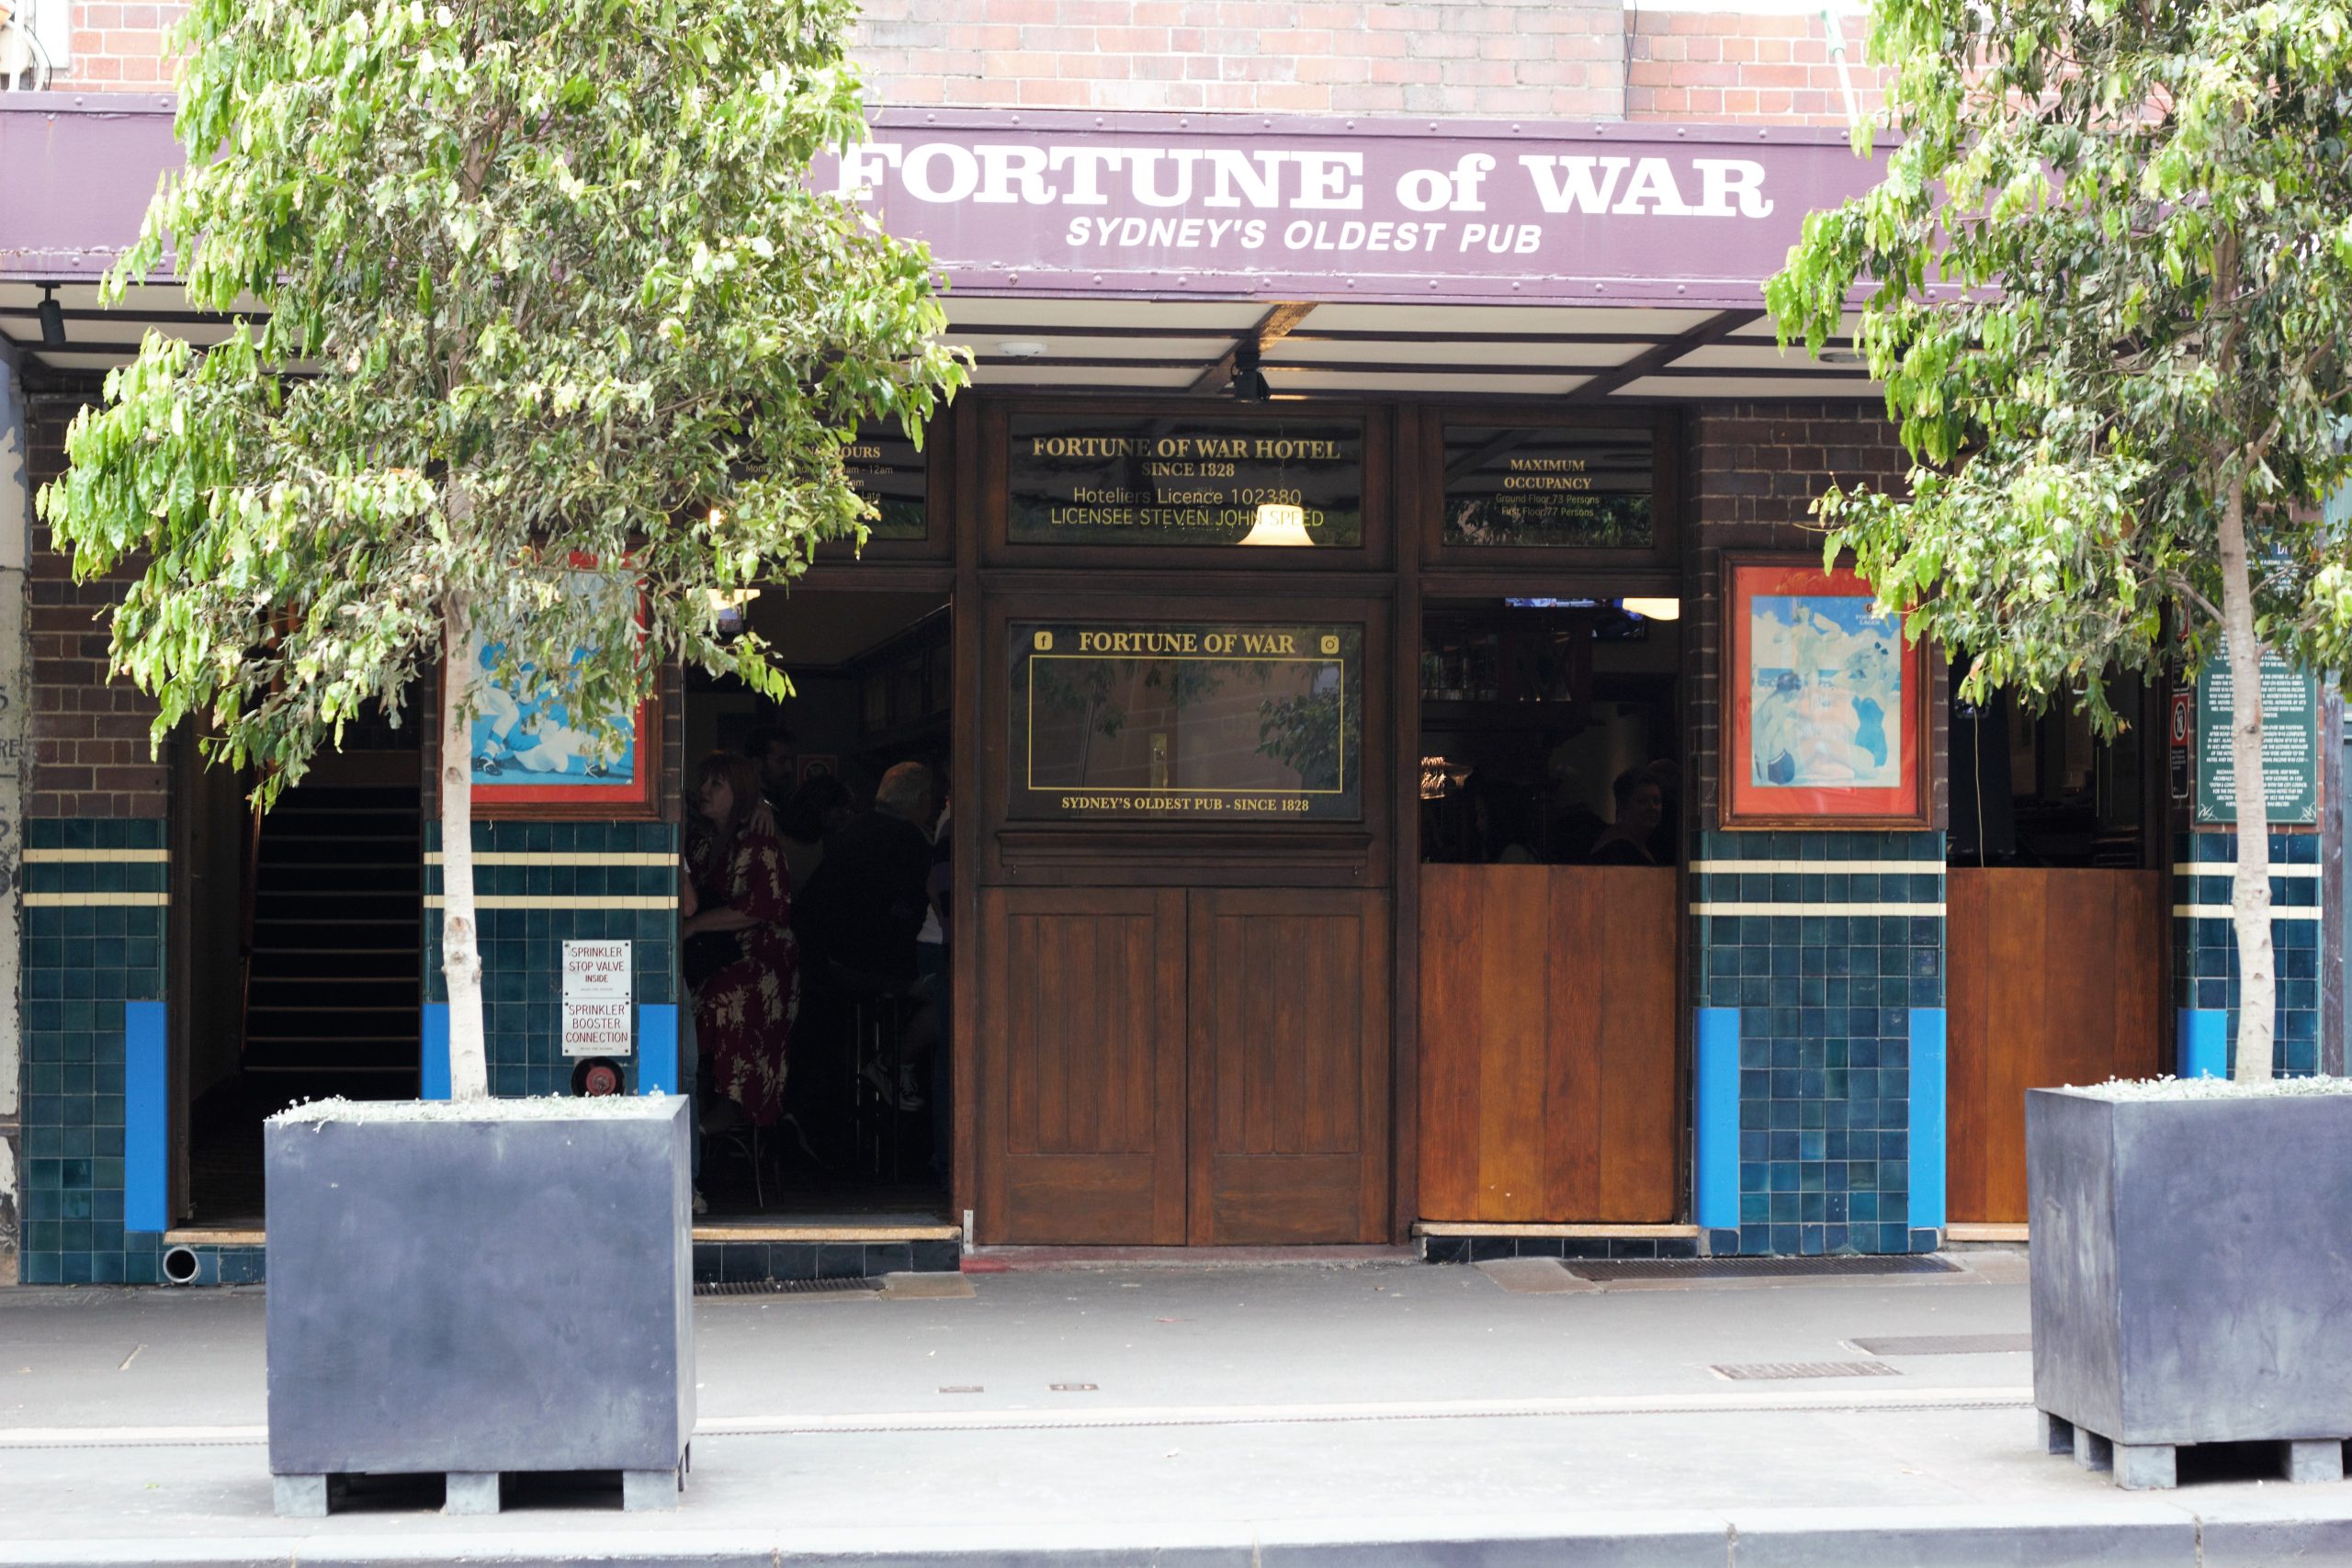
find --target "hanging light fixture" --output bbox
[36,285,65,349]
[1238,502,1314,547]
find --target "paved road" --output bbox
[3,1251,2348,1565]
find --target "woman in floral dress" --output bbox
[683,751,799,1128]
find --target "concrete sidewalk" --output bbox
[2,1249,2348,1566]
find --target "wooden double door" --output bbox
[978,885,1391,1245]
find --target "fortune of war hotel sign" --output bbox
[822,112,1889,307]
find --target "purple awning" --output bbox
[4,99,1887,308]
[0,96,181,281]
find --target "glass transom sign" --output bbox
[1009,622,1364,820]
[1008,416,1363,547]
[1720,558,1928,829]
[1442,425,1655,547]
[844,423,927,541]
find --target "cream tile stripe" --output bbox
[1690,901,1945,917]
[424,852,674,867]
[424,894,672,910]
[2171,863,2322,878]
[21,849,170,863]
[1689,861,1942,875]
[22,892,171,908]
[2172,904,2323,921]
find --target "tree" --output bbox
[1769,0,2352,1080]
[38,0,966,1100]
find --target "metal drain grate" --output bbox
[1850,1333,2032,1356]
[695,1276,883,1298]
[1563,1255,1962,1282]
[1712,1360,1904,1381]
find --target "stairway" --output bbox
[241,751,424,1079]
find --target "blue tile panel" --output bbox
[422,821,678,1098]
[1691,1008,1740,1232]
[122,1002,168,1234]
[2178,1009,2230,1079]
[1907,1009,1947,1232]
[1690,829,1946,1257]
[2171,830,2323,1077]
[17,818,169,1287]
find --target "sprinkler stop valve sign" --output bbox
[562,940,635,1058]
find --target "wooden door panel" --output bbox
[981,886,1187,1244]
[1417,865,1679,1223]
[1187,888,1390,1245]
[1593,870,1681,1219]
[1948,868,2165,1224]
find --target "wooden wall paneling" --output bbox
[2118,872,2166,1084]
[979,887,1188,1245]
[1415,866,1482,1218]
[1594,868,1681,1220]
[949,393,984,1224]
[1944,867,1995,1225]
[1187,887,1389,1244]
[1476,869,1553,1220]
[1981,868,2047,1223]
[1948,868,2166,1224]
[1390,401,1423,1240]
[1543,869,1605,1216]
[1416,866,1679,1222]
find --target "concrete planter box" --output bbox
[2027,1084,2352,1489]
[264,1097,693,1516]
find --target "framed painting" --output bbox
[457,570,662,819]
[1720,554,1931,829]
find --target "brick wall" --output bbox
[38,0,1894,131]
[1680,400,1931,827]
[21,396,165,821]
[35,0,184,89]
[1625,7,1889,126]
[852,0,1626,117]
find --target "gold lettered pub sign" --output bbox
[1009,621,1364,821]
[1008,415,1363,546]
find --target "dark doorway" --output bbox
[177,731,423,1228]
[684,586,952,1224]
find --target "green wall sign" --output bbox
[2195,639,2321,825]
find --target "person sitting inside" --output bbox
[1587,768,1667,866]
[796,761,936,992]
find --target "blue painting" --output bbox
[1747,594,1903,790]
[467,575,638,789]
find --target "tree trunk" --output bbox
[2217,473,2276,1082]
[439,591,490,1101]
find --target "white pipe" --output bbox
[1821,6,1865,135]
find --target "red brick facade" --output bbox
[1627,8,1886,126]
[851,0,1626,118]
[40,0,1887,128]
[20,397,167,820]
[45,0,185,87]
[1681,402,1935,827]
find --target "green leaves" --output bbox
[1770,0,2352,717]
[38,0,968,807]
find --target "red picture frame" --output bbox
[1720,554,1931,829]
[447,562,665,821]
